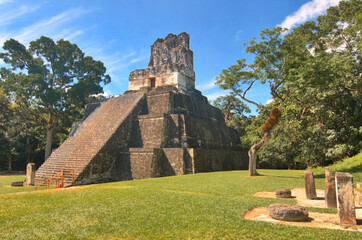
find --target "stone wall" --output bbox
[148,32,193,72]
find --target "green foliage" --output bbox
[0,170,360,239]
[215,0,362,168]
[0,36,110,167]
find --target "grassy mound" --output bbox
[0,170,360,239]
[311,151,362,185]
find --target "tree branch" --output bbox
[231,85,270,112]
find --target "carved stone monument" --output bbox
[26,163,36,186]
[304,171,317,200]
[325,167,337,208]
[335,172,357,225]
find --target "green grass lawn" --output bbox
[0,170,361,240]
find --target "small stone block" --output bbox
[335,172,357,225]
[268,203,309,222]
[325,167,337,208]
[275,189,292,198]
[11,181,24,187]
[357,192,362,206]
[304,171,317,200]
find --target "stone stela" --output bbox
[325,167,337,208]
[335,172,357,225]
[26,163,36,186]
[304,171,317,200]
[35,33,248,186]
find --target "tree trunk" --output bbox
[7,153,12,172]
[248,103,283,176]
[25,135,31,164]
[45,110,55,160]
[44,126,53,160]
[248,132,270,176]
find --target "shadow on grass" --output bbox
[0,171,25,176]
[259,175,303,179]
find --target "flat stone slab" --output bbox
[275,189,292,198]
[268,203,309,222]
[11,181,24,187]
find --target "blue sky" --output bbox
[0,0,341,115]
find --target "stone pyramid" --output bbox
[35,33,248,186]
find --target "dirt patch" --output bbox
[247,188,362,232]
[254,188,327,208]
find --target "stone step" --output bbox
[36,93,145,185]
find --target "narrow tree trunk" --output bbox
[248,103,283,176]
[25,135,31,164]
[7,153,12,172]
[248,132,270,176]
[45,110,55,160]
[44,126,53,160]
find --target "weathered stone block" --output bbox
[11,181,23,187]
[325,167,337,208]
[304,171,317,199]
[268,203,309,222]
[335,172,357,225]
[275,189,292,198]
[26,163,36,186]
[357,182,362,206]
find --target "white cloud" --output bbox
[129,56,147,65]
[0,0,13,4]
[234,30,243,42]
[196,77,216,91]
[266,98,274,104]
[205,91,228,101]
[13,7,91,45]
[0,5,40,27]
[279,0,341,30]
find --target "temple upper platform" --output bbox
[128,32,196,92]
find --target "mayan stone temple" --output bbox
[35,32,248,185]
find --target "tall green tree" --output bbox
[216,27,292,176]
[0,36,111,160]
[216,0,361,172]
[0,88,26,171]
[282,0,361,164]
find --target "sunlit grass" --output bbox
[311,151,362,186]
[0,174,55,195]
[0,169,360,239]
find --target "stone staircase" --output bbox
[35,93,145,186]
